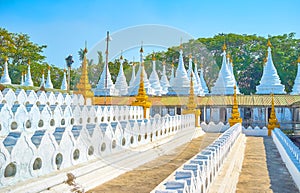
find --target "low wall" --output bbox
[272,128,300,190]
[242,126,268,136]
[152,123,242,193]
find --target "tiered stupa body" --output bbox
[290,57,300,95]
[24,61,34,86]
[94,51,119,96]
[45,66,53,89]
[227,56,240,94]
[149,55,162,96]
[114,55,128,95]
[211,44,236,95]
[187,56,204,96]
[199,64,209,95]
[40,70,45,87]
[256,40,286,94]
[0,58,11,84]
[128,46,154,96]
[160,61,170,95]
[129,63,136,88]
[167,47,190,96]
[60,69,68,90]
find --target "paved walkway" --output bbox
[236,136,299,193]
[87,133,219,193]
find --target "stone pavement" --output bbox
[87,133,219,193]
[236,136,299,193]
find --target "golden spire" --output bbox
[179,38,183,49]
[226,53,230,58]
[74,43,94,103]
[120,50,123,60]
[186,73,197,110]
[64,68,66,72]
[42,69,44,74]
[229,86,242,127]
[140,44,143,53]
[222,43,227,51]
[4,57,8,62]
[162,61,166,65]
[267,39,272,47]
[188,54,192,59]
[297,56,300,63]
[182,73,201,126]
[200,63,203,68]
[48,65,51,70]
[268,93,280,136]
[171,63,174,67]
[131,63,152,119]
[194,58,197,64]
[28,60,31,66]
[84,41,88,54]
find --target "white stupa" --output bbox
[290,57,300,95]
[198,62,209,95]
[0,57,11,84]
[45,66,53,89]
[160,61,170,95]
[129,62,136,88]
[187,55,204,96]
[128,46,154,96]
[167,45,190,95]
[227,54,240,94]
[40,70,45,87]
[115,55,128,95]
[149,54,162,96]
[24,61,34,86]
[211,44,236,95]
[256,40,286,94]
[94,50,119,96]
[60,69,68,90]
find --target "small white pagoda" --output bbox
[149,54,162,96]
[160,61,170,95]
[115,55,128,95]
[256,40,286,94]
[290,57,300,95]
[0,57,11,84]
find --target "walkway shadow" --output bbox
[263,136,299,193]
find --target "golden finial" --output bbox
[4,57,8,62]
[120,50,123,60]
[222,43,227,51]
[194,58,197,64]
[226,53,230,58]
[297,56,300,63]
[64,68,66,72]
[268,93,280,136]
[171,63,174,67]
[179,37,183,49]
[152,52,156,61]
[28,60,31,65]
[162,61,166,65]
[188,54,192,59]
[21,71,24,76]
[229,85,242,127]
[48,65,51,70]
[83,41,88,54]
[200,63,203,68]
[42,69,44,74]
[267,39,272,47]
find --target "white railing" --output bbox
[153,123,242,193]
[272,128,300,189]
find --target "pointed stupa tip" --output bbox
[120,54,123,60]
[4,57,8,62]
[226,53,230,58]
[189,54,192,59]
[297,56,300,63]
[222,43,227,51]
[267,39,272,47]
[84,41,88,54]
[162,61,166,65]
[140,45,143,53]
[152,52,156,61]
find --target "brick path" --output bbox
[236,136,299,193]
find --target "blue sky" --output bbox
[0,0,299,68]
